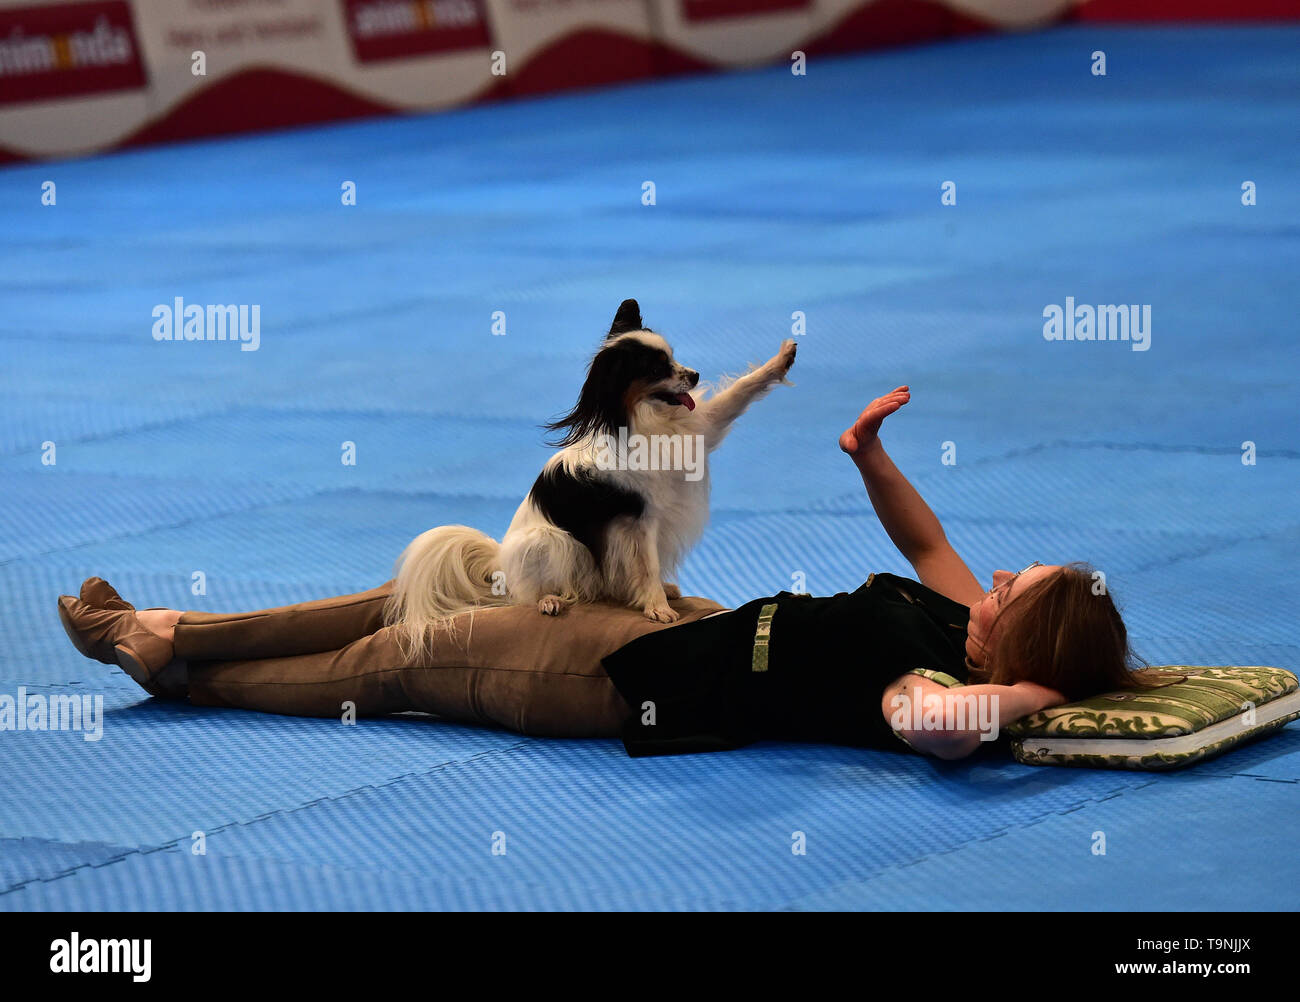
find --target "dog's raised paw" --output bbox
[643,604,680,623]
[762,339,796,383]
[538,595,568,616]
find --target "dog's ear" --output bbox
[545,342,632,447]
[607,299,643,339]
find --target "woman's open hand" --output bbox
[839,386,910,461]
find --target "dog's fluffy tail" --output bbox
[384,525,507,660]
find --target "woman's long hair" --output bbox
[965,562,1181,701]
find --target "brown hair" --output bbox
[966,563,1181,701]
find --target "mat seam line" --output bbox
[0,737,534,898]
[0,404,542,460]
[0,485,340,568]
[780,778,1162,909]
[780,769,1297,909]
[967,440,1300,464]
[0,482,531,566]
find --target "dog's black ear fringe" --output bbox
[607,299,643,338]
[544,343,633,447]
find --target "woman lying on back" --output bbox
[58,386,1171,760]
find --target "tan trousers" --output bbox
[173,583,723,739]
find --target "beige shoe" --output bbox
[57,595,175,696]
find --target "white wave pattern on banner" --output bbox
[0,0,1102,160]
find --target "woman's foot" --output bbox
[78,577,181,642]
[56,594,181,696]
[79,576,134,612]
[74,576,182,646]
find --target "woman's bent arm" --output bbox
[882,675,1064,760]
[840,387,982,604]
[853,440,950,566]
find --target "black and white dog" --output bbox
[386,299,795,653]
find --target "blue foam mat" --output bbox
[1,25,1297,910]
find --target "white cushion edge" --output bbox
[1011,688,1300,761]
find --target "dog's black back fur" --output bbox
[528,464,645,565]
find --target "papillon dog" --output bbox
[386,299,796,655]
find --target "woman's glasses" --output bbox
[990,561,1043,603]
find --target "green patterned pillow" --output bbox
[1006,666,1300,771]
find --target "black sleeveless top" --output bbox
[601,573,971,757]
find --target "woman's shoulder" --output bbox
[859,572,971,620]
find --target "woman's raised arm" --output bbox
[839,387,984,606]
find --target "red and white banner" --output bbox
[683,0,812,21]
[0,0,1295,163]
[648,0,815,68]
[480,0,656,95]
[0,0,145,106]
[342,0,491,62]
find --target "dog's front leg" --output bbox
[615,519,678,623]
[697,339,797,449]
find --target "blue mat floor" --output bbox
[1,24,1297,910]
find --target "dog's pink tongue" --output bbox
[676,393,696,411]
